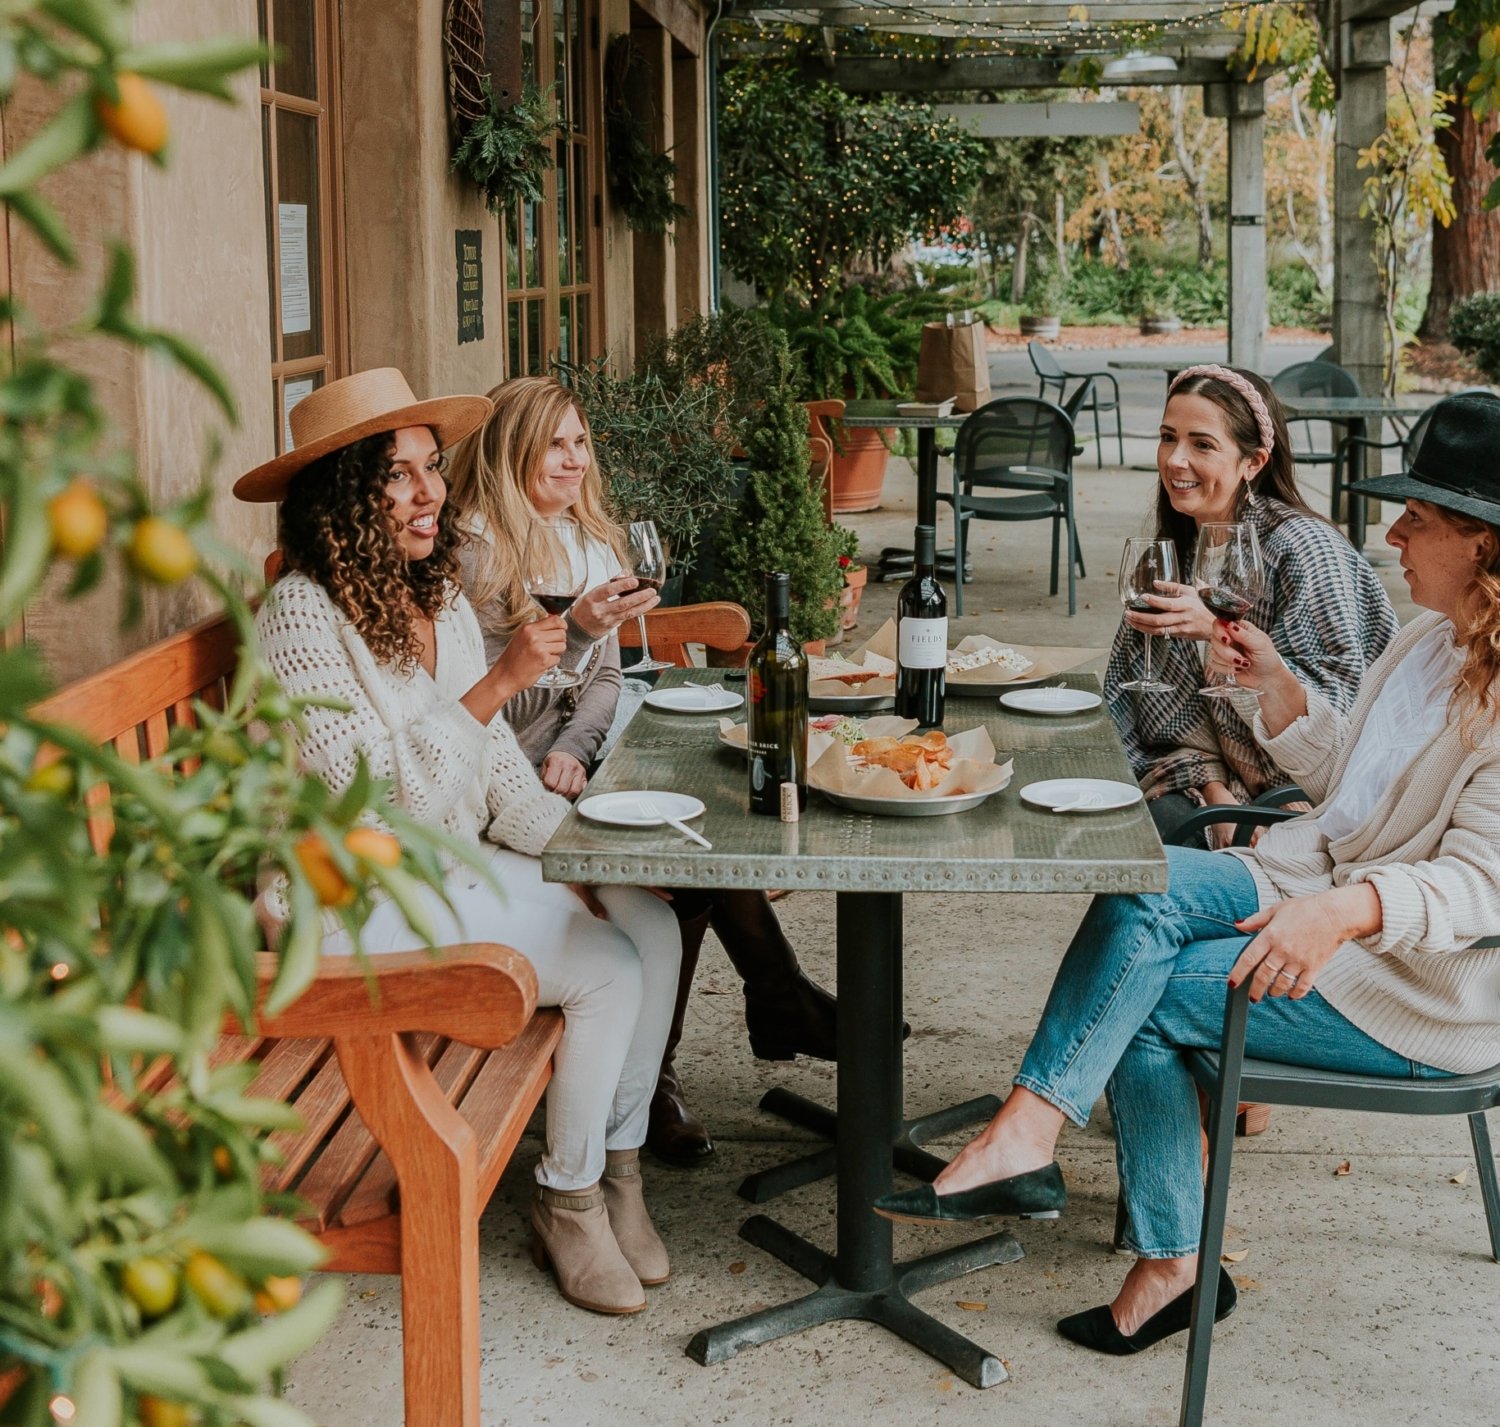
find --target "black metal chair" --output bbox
[939,395,1085,616]
[1028,340,1125,466]
[1174,804,1500,1426]
[1269,359,1360,473]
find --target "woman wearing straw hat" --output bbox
[235,368,681,1317]
[875,393,1500,1356]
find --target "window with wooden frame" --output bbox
[259,0,346,453]
[504,0,599,376]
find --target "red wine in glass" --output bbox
[632,576,665,595]
[1125,596,1156,614]
[522,517,584,689]
[1200,587,1254,622]
[625,521,673,672]
[533,593,578,617]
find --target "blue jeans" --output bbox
[1015,846,1451,1258]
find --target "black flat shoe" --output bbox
[872,1162,1066,1225]
[1057,1267,1237,1355]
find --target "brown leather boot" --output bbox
[529,1184,645,1315]
[601,1149,670,1285]
[710,889,839,1061]
[646,908,715,1167]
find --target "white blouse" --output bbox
[1310,618,1463,844]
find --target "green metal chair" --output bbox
[1269,358,1360,472]
[939,395,1085,617]
[1028,340,1125,466]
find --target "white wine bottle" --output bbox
[747,572,808,818]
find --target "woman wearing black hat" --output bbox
[874,393,1500,1356]
[236,369,681,1319]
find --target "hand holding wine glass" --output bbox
[1117,537,1180,693]
[1192,522,1265,700]
[624,520,673,673]
[522,516,585,690]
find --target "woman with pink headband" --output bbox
[1106,364,1396,847]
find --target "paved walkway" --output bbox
[284,341,1495,1427]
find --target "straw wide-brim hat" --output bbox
[233,368,493,503]
[1350,391,1500,526]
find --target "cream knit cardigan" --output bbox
[256,573,569,860]
[1234,610,1500,1073]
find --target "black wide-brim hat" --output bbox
[1349,391,1500,525]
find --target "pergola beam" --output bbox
[796,53,1246,91]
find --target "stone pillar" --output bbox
[630,26,675,343]
[1205,80,1266,373]
[672,47,709,323]
[1333,19,1392,396]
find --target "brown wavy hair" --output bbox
[1435,505,1500,740]
[277,429,464,672]
[1154,368,1320,567]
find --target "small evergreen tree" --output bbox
[707,351,843,644]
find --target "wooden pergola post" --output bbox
[1333,18,1393,395]
[1206,79,1266,373]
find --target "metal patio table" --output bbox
[1278,394,1433,550]
[838,400,971,583]
[541,669,1166,1389]
[1106,356,1211,385]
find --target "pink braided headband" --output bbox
[1168,364,1276,454]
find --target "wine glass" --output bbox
[522,516,584,689]
[1117,537,1180,694]
[624,520,673,673]
[1193,522,1265,701]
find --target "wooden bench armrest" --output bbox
[249,943,539,1049]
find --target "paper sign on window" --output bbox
[279,204,311,336]
[282,376,316,453]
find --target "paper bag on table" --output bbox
[915,318,992,413]
[809,721,1013,802]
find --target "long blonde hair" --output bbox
[446,375,624,634]
[1439,505,1500,741]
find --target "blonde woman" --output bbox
[236,369,680,1318]
[448,375,841,1169]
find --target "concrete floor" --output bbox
[286,343,1500,1426]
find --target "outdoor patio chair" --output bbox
[1179,933,1500,1426]
[940,395,1085,616]
[1269,358,1360,472]
[1027,339,1125,466]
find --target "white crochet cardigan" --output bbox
[1232,610,1500,1073]
[256,572,569,860]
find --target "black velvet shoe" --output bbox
[872,1162,1067,1225]
[1057,1267,1237,1355]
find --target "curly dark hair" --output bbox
[278,430,465,671]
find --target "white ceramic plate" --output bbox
[1020,778,1143,814]
[576,791,708,828]
[1000,688,1103,715]
[819,786,1001,817]
[643,685,744,715]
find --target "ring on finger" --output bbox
[1273,968,1298,984]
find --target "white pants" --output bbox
[321,845,680,1191]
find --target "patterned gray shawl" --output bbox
[1107,498,1399,804]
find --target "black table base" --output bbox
[685,892,1021,1390]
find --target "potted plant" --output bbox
[701,347,845,654]
[559,358,741,600]
[834,524,867,639]
[764,287,944,512]
[1135,269,1182,336]
[1020,261,1063,340]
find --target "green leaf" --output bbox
[222,1394,322,1427]
[0,92,97,196]
[135,325,238,422]
[107,1342,216,1401]
[7,185,75,263]
[217,1279,342,1383]
[87,1102,176,1191]
[264,873,322,1018]
[119,37,271,99]
[94,241,135,325]
[38,0,124,54]
[186,1217,328,1279]
[0,647,53,718]
[68,1347,123,1427]
[97,1004,184,1056]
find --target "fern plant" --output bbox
[604,36,687,235]
[765,287,946,400]
[451,80,558,215]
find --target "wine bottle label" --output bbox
[899,617,948,669]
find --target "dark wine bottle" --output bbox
[895,524,947,727]
[747,572,808,818]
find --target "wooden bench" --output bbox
[32,611,564,1427]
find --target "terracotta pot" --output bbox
[803,640,826,657]
[1020,315,1060,339]
[831,426,891,513]
[1139,315,1181,336]
[839,563,867,631]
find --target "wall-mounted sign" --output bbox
[282,376,317,454]
[455,229,483,345]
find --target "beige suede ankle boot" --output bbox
[530,1184,646,1315]
[601,1149,670,1286]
